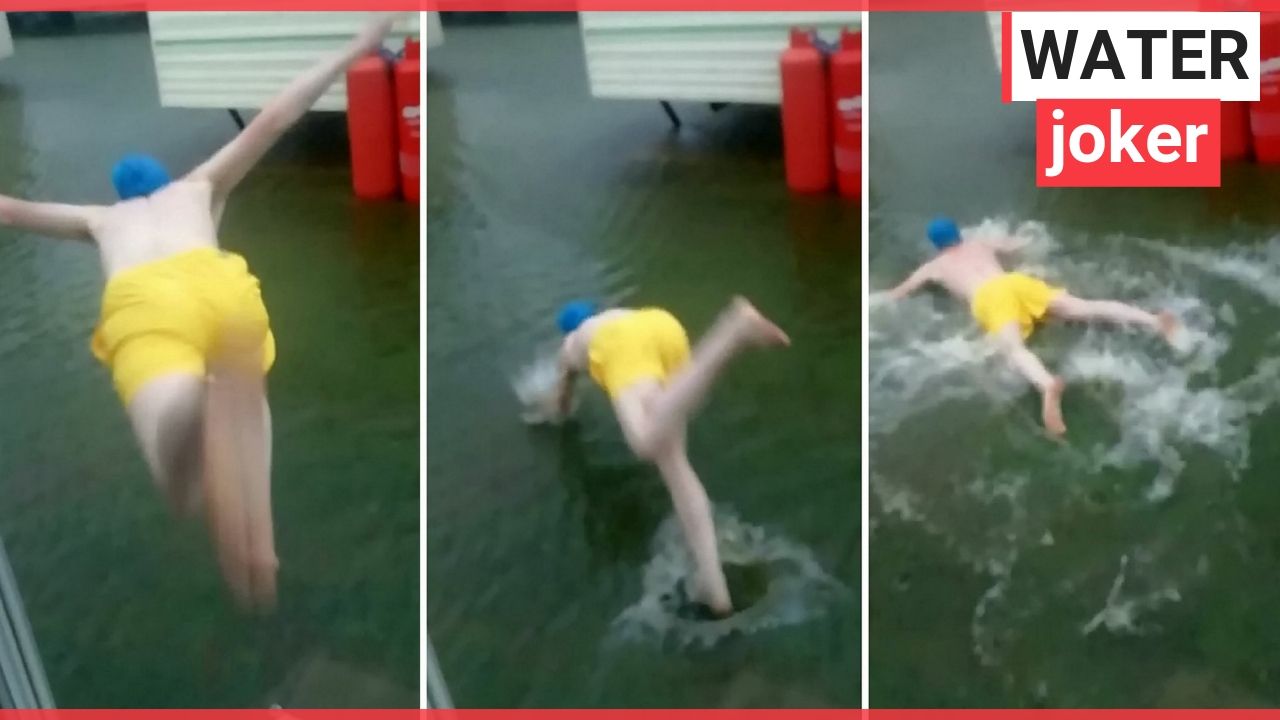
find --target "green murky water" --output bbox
[871,12,1280,708]
[0,17,418,707]
[426,16,859,708]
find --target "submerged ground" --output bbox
[871,12,1280,708]
[0,16,418,707]
[427,16,859,708]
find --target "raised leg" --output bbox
[616,298,788,460]
[653,432,731,616]
[203,356,277,613]
[993,323,1066,437]
[1048,292,1177,342]
[126,372,207,516]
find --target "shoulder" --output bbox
[167,178,215,197]
[560,332,588,368]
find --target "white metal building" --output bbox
[579,12,861,106]
[0,15,12,61]
[147,11,417,111]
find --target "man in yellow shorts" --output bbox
[0,14,401,612]
[553,297,790,617]
[888,217,1177,438]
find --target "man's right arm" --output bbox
[888,262,933,300]
[0,194,99,241]
[555,342,579,421]
[186,13,402,209]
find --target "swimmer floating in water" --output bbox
[0,13,402,612]
[553,298,790,617]
[888,217,1178,438]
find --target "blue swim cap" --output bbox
[927,217,962,250]
[557,300,598,334]
[111,154,172,200]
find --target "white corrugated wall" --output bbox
[987,12,1002,71]
[148,11,417,111]
[579,12,860,105]
[426,12,443,49]
[0,14,12,61]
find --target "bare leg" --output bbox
[203,354,277,613]
[127,373,207,516]
[619,298,789,459]
[654,431,731,616]
[608,298,787,617]
[993,323,1066,437]
[1049,293,1178,344]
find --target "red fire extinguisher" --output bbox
[345,52,398,200]
[829,28,861,198]
[395,37,421,203]
[780,28,831,193]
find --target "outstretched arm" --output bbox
[889,262,934,300]
[0,194,100,241]
[186,13,401,207]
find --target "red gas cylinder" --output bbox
[780,28,831,193]
[395,37,421,203]
[829,28,861,198]
[1250,13,1280,163]
[346,52,398,199]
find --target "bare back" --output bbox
[88,180,221,279]
[560,308,635,371]
[921,241,1009,302]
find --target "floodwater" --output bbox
[871,12,1280,708]
[0,17,419,707]
[426,17,859,708]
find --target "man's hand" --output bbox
[888,263,933,301]
[351,13,403,56]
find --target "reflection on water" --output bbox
[0,22,418,707]
[871,12,1280,708]
[427,17,859,708]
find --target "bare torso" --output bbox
[87,179,221,279]
[561,308,634,371]
[923,241,1008,301]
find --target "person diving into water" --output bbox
[552,298,790,617]
[0,13,402,612]
[888,217,1179,438]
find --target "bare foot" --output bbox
[1041,377,1067,438]
[1156,311,1180,346]
[732,296,791,347]
[709,599,733,619]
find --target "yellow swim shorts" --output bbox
[91,247,276,405]
[588,308,690,398]
[971,272,1063,339]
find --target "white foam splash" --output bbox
[1080,555,1182,636]
[609,510,847,649]
[871,217,1280,686]
[511,348,572,424]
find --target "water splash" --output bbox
[610,510,846,650]
[1080,555,1182,636]
[871,218,1280,692]
[512,347,571,424]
